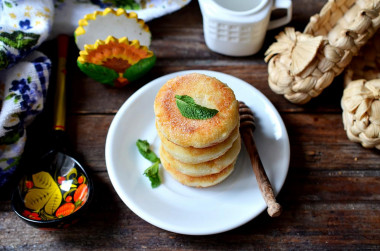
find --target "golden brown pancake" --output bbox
[159,136,240,177]
[154,73,239,148]
[158,123,239,164]
[161,157,236,188]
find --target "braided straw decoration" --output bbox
[341,79,380,149]
[341,32,380,149]
[265,0,380,104]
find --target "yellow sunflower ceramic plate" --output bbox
[77,36,155,87]
[74,8,151,51]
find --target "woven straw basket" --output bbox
[341,32,380,149]
[265,0,380,104]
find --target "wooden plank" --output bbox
[1,172,379,249]
[283,113,380,170]
[53,113,378,172]
[65,64,344,114]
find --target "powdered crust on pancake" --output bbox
[158,123,239,164]
[161,157,236,188]
[159,136,240,177]
[154,73,239,148]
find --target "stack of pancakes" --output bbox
[154,73,241,187]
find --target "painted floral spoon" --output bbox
[11,35,93,228]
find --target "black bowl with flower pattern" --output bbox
[11,151,93,229]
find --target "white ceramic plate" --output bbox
[105,70,290,235]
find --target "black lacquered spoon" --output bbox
[11,35,93,229]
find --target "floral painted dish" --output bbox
[74,7,151,51]
[11,151,93,229]
[74,8,155,87]
[77,36,156,87]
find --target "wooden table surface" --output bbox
[1,0,380,249]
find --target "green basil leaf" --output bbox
[136,139,160,163]
[143,161,161,188]
[136,139,162,188]
[175,95,218,120]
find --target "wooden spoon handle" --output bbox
[241,129,282,217]
[53,34,69,131]
[239,101,282,217]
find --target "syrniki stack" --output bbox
[154,73,241,187]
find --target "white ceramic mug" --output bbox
[198,0,292,56]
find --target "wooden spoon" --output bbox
[239,101,282,217]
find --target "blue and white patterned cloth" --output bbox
[0,51,51,188]
[0,0,191,188]
[0,0,53,189]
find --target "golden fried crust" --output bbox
[158,123,239,164]
[154,73,239,148]
[159,136,240,177]
[161,156,236,188]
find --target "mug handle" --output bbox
[267,0,292,30]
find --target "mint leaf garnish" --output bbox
[175,95,218,120]
[143,161,161,188]
[136,139,160,163]
[136,139,161,188]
